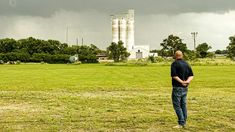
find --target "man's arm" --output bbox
[185,66,194,84]
[185,76,194,84]
[172,76,184,84]
[172,76,194,87]
[172,76,188,87]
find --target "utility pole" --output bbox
[66,26,69,44]
[191,32,198,51]
[66,26,82,46]
[82,37,84,45]
[76,37,79,46]
[76,37,79,60]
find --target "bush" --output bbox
[154,56,174,62]
[104,62,127,66]
[0,53,8,62]
[134,61,148,66]
[105,59,149,67]
[0,60,4,64]
[148,56,156,63]
[0,52,30,62]
[184,51,197,60]
[30,53,50,62]
[5,52,18,61]
[51,54,70,63]
[206,52,215,59]
[16,60,21,65]
[79,54,98,63]
[31,53,69,63]
[72,61,82,65]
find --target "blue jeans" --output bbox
[172,87,188,126]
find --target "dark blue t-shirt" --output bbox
[171,59,193,87]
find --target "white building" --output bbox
[111,9,150,59]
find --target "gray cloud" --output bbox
[1,0,235,17]
[0,0,235,50]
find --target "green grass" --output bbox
[0,64,234,131]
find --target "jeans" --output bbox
[172,87,188,126]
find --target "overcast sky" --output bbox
[1,0,235,50]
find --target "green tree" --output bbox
[0,38,17,53]
[184,50,197,60]
[77,45,99,63]
[227,35,235,59]
[160,35,187,57]
[215,50,222,54]
[107,41,130,62]
[196,43,212,58]
[215,50,227,55]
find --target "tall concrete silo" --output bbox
[119,18,127,47]
[112,17,119,43]
[126,10,135,51]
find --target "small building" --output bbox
[96,53,108,61]
[129,45,150,59]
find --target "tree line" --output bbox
[1,35,235,64]
[151,34,235,60]
[0,37,101,63]
[0,37,131,63]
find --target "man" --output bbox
[171,50,194,128]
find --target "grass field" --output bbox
[0,64,235,131]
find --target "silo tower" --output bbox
[111,16,119,43]
[126,9,135,51]
[111,9,135,51]
[119,17,127,47]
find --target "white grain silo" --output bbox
[126,10,135,51]
[119,18,127,47]
[112,17,119,43]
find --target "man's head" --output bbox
[175,50,183,60]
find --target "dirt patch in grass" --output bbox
[0,103,41,113]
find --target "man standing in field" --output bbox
[171,50,194,128]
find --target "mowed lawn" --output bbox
[0,64,234,131]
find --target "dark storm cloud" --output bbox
[1,0,235,50]
[1,0,235,17]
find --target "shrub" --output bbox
[30,53,50,63]
[155,56,165,62]
[51,54,70,63]
[16,60,21,65]
[134,61,148,66]
[148,56,156,63]
[105,62,127,66]
[79,54,98,63]
[0,54,7,62]
[72,61,82,65]
[184,51,197,60]
[0,60,4,64]
[206,52,215,59]
[31,53,69,63]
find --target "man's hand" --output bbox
[182,81,189,87]
[184,80,190,84]
[172,76,193,87]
